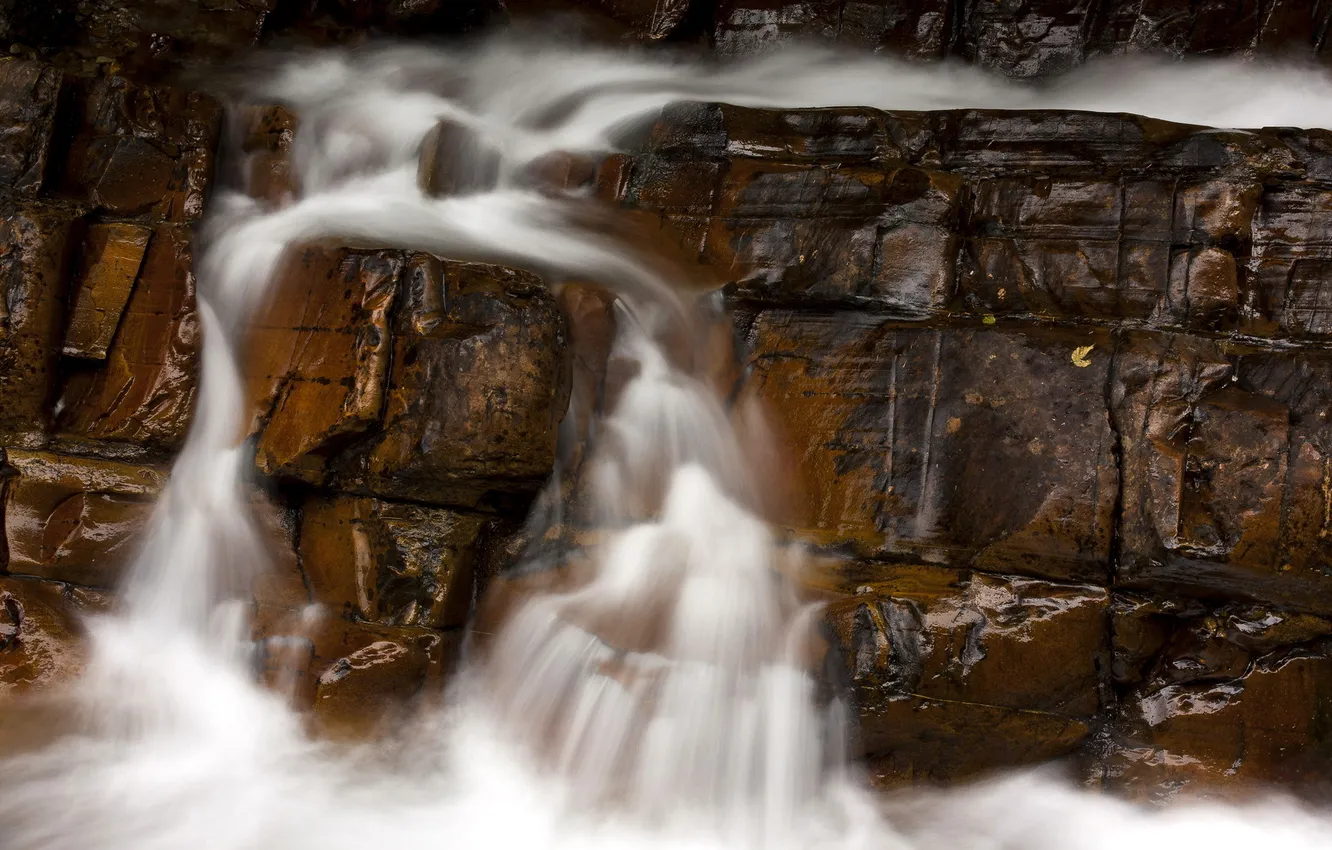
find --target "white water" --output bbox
[4,35,1332,850]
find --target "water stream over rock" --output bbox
[4,36,1332,850]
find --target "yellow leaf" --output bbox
[1071,345,1094,368]
[982,314,996,325]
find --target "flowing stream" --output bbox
[5,35,1332,850]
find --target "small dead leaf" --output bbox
[982,314,996,325]
[1071,345,1094,368]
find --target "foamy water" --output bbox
[3,35,1332,850]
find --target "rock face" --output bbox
[5,6,1332,801]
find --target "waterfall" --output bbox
[3,35,1332,850]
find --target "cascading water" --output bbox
[6,34,1332,850]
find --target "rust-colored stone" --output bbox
[0,204,75,447]
[0,58,61,196]
[418,119,500,197]
[300,495,486,629]
[2,450,164,589]
[246,246,402,484]
[354,258,570,509]
[0,576,111,698]
[825,563,1108,784]
[62,223,153,360]
[56,225,200,453]
[740,312,1117,582]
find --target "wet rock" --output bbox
[56,224,200,453]
[253,605,453,736]
[0,204,75,447]
[239,104,299,206]
[1110,335,1332,614]
[300,495,487,629]
[352,257,570,510]
[740,312,1116,582]
[61,77,222,220]
[0,58,61,196]
[0,576,111,697]
[713,0,951,59]
[246,246,402,484]
[1105,606,1332,798]
[418,118,501,197]
[62,223,153,360]
[824,563,1108,784]
[506,0,692,41]
[2,449,164,588]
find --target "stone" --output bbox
[246,246,402,484]
[506,0,692,41]
[418,119,501,197]
[1111,335,1332,614]
[62,223,153,360]
[61,77,222,220]
[253,605,453,736]
[740,312,1117,582]
[240,104,299,205]
[353,258,570,510]
[55,225,200,454]
[0,576,111,697]
[0,204,75,447]
[713,0,950,59]
[300,495,487,629]
[1104,608,1332,798]
[824,563,1108,784]
[2,450,165,589]
[0,58,61,196]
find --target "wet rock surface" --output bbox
[5,5,1332,801]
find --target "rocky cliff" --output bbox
[3,0,1332,802]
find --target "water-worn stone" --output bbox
[0,204,75,447]
[1104,604,1332,798]
[824,563,1108,784]
[61,76,222,220]
[56,224,200,454]
[0,576,111,697]
[300,495,487,629]
[247,246,402,483]
[0,58,61,196]
[418,118,501,197]
[353,257,570,510]
[2,450,164,588]
[740,311,1117,582]
[240,104,299,206]
[1111,335,1332,615]
[62,223,153,360]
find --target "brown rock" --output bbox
[1112,336,1332,614]
[418,119,500,197]
[56,224,200,453]
[825,563,1108,784]
[0,58,61,196]
[246,246,402,484]
[240,104,299,205]
[740,312,1116,582]
[62,223,153,360]
[0,204,75,446]
[0,576,111,697]
[354,258,570,510]
[62,77,222,220]
[300,495,486,629]
[2,450,164,589]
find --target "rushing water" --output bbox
[5,35,1332,850]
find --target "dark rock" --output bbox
[0,203,75,447]
[740,312,1117,582]
[0,58,61,197]
[824,562,1108,784]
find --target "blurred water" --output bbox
[3,36,1332,850]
